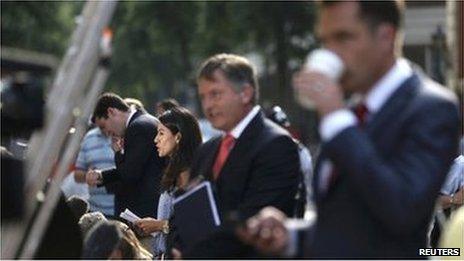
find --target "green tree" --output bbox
[2,1,319,144]
[107,1,316,114]
[1,1,82,56]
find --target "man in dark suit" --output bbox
[238,1,460,258]
[182,54,300,257]
[86,93,164,218]
[193,53,300,219]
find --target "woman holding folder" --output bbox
[135,106,202,258]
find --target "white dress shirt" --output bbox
[125,108,137,128]
[227,105,261,139]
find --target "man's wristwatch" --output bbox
[450,194,455,205]
[161,221,170,234]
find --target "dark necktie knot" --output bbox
[222,134,235,150]
[354,103,369,126]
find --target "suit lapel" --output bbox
[313,146,328,204]
[366,74,418,137]
[124,110,143,138]
[216,111,264,182]
[128,110,142,126]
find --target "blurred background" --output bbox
[1,1,462,148]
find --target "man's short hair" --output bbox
[91,92,129,123]
[197,53,259,104]
[318,0,404,31]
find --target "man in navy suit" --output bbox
[183,54,300,257]
[239,1,460,258]
[192,54,300,220]
[86,93,164,218]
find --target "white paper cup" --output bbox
[305,48,344,81]
[295,48,345,109]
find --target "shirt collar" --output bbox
[363,58,413,114]
[125,108,137,128]
[228,105,261,139]
[95,127,105,137]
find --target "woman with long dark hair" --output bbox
[135,106,202,258]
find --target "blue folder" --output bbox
[172,181,221,250]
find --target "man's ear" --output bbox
[107,107,116,117]
[240,84,254,104]
[376,24,396,52]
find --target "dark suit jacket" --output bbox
[191,110,300,219]
[186,110,300,257]
[101,110,165,218]
[307,73,460,258]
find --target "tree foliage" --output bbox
[1,1,82,56]
[107,1,316,112]
[2,1,319,142]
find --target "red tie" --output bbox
[212,134,236,180]
[354,103,369,126]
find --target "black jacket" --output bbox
[185,110,300,258]
[101,110,165,218]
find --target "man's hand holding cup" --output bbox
[293,48,345,116]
